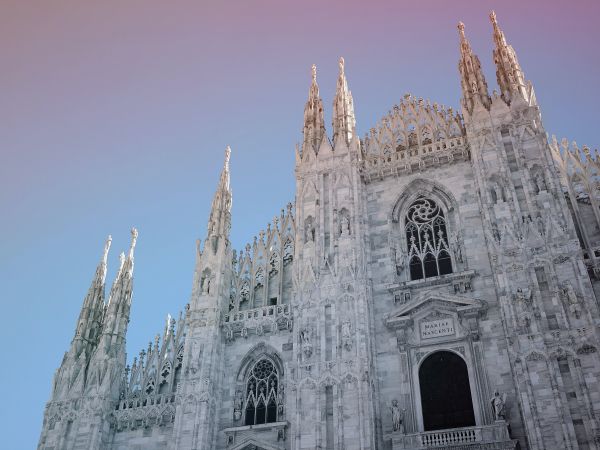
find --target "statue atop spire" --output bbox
[457,21,491,114]
[128,228,138,260]
[332,56,356,144]
[302,64,325,153]
[103,235,112,263]
[489,11,529,104]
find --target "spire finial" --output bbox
[457,21,465,37]
[302,63,325,154]
[224,146,231,169]
[489,10,497,25]
[103,235,112,263]
[332,56,356,143]
[128,228,138,259]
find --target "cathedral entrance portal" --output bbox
[419,351,475,431]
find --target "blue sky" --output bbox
[1,1,598,448]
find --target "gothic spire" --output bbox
[490,11,528,104]
[102,228,137,350]
[206,147,232,253]
[457,21,491,114]
[332,57,356,144]
[302,64,325,152]
[71,235,112,357]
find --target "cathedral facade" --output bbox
[39,13,600,450]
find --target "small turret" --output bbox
[490,11,529,104]
[457,22,491,114]
[302,64,326,153]
[332,57,356,144]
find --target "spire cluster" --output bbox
[457,22,491,113]
[300,57,357,158]
[457,11,532,115]
[490,11,528,103]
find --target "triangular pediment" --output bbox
[229,437,282,450]
[385,290,484,328]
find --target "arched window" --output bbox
[244,358,279,426]
[405,198,452,280]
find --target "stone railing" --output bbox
[420,427,478,446]
[222,304,293,342]
[223,304,290,324]
[113,393,177,432]
[389,422,516,449]
[115,392,176,411]
[361,136,468,181]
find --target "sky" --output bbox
[1,0,598,447]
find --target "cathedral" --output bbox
[38,12,600,450]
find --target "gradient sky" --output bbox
[1,1,598,448]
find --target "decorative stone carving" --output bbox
[490,391,507,420]
[393,247,407,276]
[390,399,405,433]
[339,209,351,236]
[560,281,583,317]
[450,231,464,263]
[233,390,243,421]
[514,287,533,308]
[277,385,285,415]
[300,328,312,358]
[342,319,353,351]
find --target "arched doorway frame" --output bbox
[412,347,482,432]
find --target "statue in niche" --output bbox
[255,269,264,288]
[521,315,531,334]
[340,212,350,236]
[561,281,582,318]
[562,281,579,306]
[534,172,547,193]
[283,240,293,263]
[535,215,545,236]
[239,282,250,303]
[390,399,405,433]
[491,224,501,243]
[201,275,211,295]
[342,319,352,351]
[450,231,463,263]
[393,247,406,276]
[277,385,285,415]
[233,390,243,420]
[305,217,316,243]
[490,391,507,420]
[300,328,312,358]
[491,184,502,204]
[514,287,533,308]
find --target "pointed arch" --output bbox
[391,179,461,281]
[235,344,284,427]
[391,178,458,225]
[236,343,284,382]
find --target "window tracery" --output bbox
[405,197,453,280]
[243,358,280,425]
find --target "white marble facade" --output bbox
[39,12,600,450]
